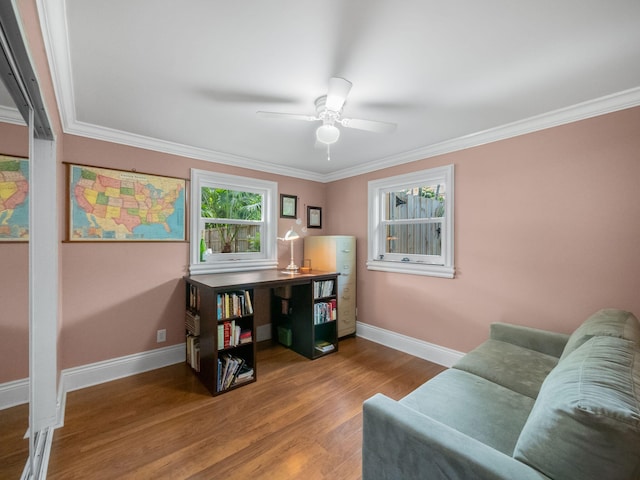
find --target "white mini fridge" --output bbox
[304,235,356,337]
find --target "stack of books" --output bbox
[218,321,253,349]
[185,311,200,336]
[315,340,335,354]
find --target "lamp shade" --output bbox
[284,228,299,241]
[316,124,340,144]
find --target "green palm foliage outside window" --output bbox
[201,188,262,253]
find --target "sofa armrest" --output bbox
[490,322,569,358]
[363,393,550,480]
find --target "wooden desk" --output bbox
[185,270,339,395]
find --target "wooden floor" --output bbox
[0,402,29,479]
[1,337,445,480]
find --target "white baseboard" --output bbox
[14,344,183,477]
[3,326,460,412]
[55,343,185,427]
[0,378,29,409]
[2,344,185,431]
[356,321,464,368]
[60,343,185,394]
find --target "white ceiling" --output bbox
[28,0,640,180]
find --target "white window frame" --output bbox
[190,169,278,274]
[367,164,455,278]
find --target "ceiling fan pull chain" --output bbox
[327,144,331,161]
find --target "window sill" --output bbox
[189,259,278,275]
[366,260,455,278]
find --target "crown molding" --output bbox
[324,86,640,182]
[64,120,325,182]
[0,105,25,125]
[57,86,640,185]
[36,0,75,133]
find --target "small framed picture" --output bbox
[307,206,322,229]
[280,194,297,219]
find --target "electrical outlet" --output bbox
[157,329,166,343]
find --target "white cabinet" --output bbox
[304,236,356,337]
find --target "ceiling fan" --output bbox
[257,77,397,159]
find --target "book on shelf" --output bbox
[186,334,200,371]
[313,299,337,324]
[280,298,290,315]
[315,340,335,353]
[216,290,254,320]
[239,328,253,344]
[244,290,253,314]
[235,363,253,380]
[314,280,334,299]
[218,321,252,349]
[224,321,232,348]
[217,354,252,392]
[234,364,254,385]
[188,284,200,311]
[185,311,200,336]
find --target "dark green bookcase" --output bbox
[185,270,338,395]
[272,277,338,359]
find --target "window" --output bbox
[190,169,277,274]
[367,164,454,278]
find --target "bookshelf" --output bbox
[185,279,256,396]
[272,277,338,359]
[184,270,338,395]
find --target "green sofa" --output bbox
[362,309,640,480]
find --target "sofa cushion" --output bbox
[514,336,640,480]
[453,339,558,399]
[560,308,640,361]
[490,322,569,358]
[400,368,535,456]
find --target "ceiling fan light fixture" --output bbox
[316,124,340,144]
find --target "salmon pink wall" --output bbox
[59,134,325,369]
[0,122,29,382]
[327,106,640,353]
[5,0,638,377]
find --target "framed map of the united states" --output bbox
[68,164,186,241]
[0,155,29,241]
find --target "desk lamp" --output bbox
[283,227,300,272]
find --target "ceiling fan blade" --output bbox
[197,87,298,104]
[325,77,352,111]
[257,111,319,122]
[340,117,397,133]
